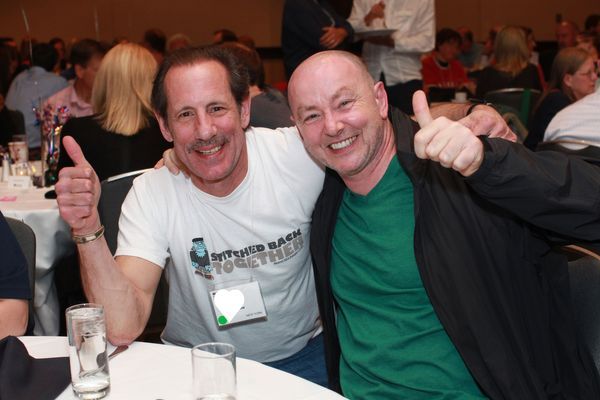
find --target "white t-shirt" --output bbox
[115,126,324,362]
[544,89,600,149]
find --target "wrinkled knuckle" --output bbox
[439,152,450,165]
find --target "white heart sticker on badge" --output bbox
[214,289,245,324]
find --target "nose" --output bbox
[323,110,343,137]
[194,112,218,140]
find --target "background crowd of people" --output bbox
[1,4,600,400]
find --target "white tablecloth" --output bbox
[19,336,347,400]
[1,176,75,336]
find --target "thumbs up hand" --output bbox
[55,136,102,235]
[413,90,484,177]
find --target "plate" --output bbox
[355,28,397,39]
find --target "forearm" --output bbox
[0,299,28,338]
[77,237,149,345]
[467,138,600,240]
[429,102,471,120]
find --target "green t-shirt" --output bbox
[331,156,486,399]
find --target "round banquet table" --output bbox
[19,336,348,400]
[0,176,75,336]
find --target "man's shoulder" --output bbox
[132,167,178,187]
[35,69,67,85]
[247,126,301,146]
[421,55,435,67]
[554,91,600,120]
[46,84,72,105]
[127,167,184,199]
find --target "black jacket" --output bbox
[281,0,354,78]
[310,108,600,398]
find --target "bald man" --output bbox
[556,20,579,49]
[541,20,580,78]
[288,50,600,399]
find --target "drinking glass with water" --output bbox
[66,303,111,399]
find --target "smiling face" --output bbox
[157,60,250,196]
[438,40,460,62]
[288,52,393,188]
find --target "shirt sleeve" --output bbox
[114,173,171,268]
[391,0,435,53]
[466,138,600,242]
[0,213,31,300]
[347,0,372,32]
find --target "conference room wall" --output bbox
[1,0,597,46]
[1,0,597,86]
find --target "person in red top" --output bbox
[421,28,474,100]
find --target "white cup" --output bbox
[192,342,236,400]
[66,303,111,399]
[8,141,28,163]
[454,91,468,103]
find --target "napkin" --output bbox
[0,336,70,400]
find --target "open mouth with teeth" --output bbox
[196,145,223,155]
[329,136,356,150]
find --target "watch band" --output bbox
[72,225,105,244]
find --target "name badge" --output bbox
[209,280,267,327]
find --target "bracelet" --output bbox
[466,101,493,116]
[72,225,105,244]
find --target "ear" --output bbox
[155,111,174,142]
[373,81,388,119]
[74,64,85,80]
[240,95,251,130]
[563,73,573,89]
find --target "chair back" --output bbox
[6,217,36,333]
[483,88,541,127]
[427,87,457,102]
[98,169,151,253]
[536,140,600,165]
[7,108,26,138]
[569,255,600,373]
[98,168,169,342]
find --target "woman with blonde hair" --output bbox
[58,43,170,181]
[475,26,543,98]
[525,47,597,149]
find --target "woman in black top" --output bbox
[58,43,170,181]
[524,47,597,150]
[475,26,543,98]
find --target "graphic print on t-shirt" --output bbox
[190,237,214,280]
[189,229,305,280]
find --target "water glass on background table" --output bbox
[192,342,237,400]
[66,303,111,399]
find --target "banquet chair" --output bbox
[483,88,541,127]
[568,253,600,373]
[7,108,26,138]
[6,217,36,334]
[536,140,600,165]
[98,169,169,343]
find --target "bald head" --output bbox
[285,50,392,187]
[556,21,579,49]
[288,51,374,113]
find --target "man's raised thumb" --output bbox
[412,90,433,128]
[63,136,89,167]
